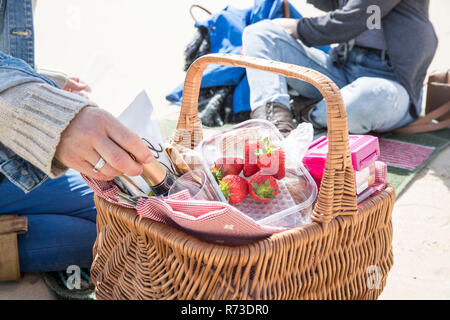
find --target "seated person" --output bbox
[0,1,153,273]
[243,0,437,136]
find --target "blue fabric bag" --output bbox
[166,0,330,114]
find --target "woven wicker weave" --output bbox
[91,54,395,300]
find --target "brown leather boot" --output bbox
[250,102,295,137]
[290,95,321,124]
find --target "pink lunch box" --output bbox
[303,135,380,195]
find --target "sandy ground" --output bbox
[0,0,448,300]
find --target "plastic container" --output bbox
[303,135,380,195]
[168,169,221,202]
[196,119,318,228]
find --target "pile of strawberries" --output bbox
[210,137,286,204]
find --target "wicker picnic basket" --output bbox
[91,54,395,300]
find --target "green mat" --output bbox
[381,128,450,197]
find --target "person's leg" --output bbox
[310,76,411,133]
[17,214,97,272]
[0,169,97,272]
[242,19,348,110]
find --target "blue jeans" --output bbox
[243,20,415,134]
[0,169,97,273]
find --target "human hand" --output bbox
[55,106,153,180]
[63,77,91,98]
[271,18,299,39]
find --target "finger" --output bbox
[70,81,89,91]
[104,119,153,164]
[79,160,113,181]
[87,149,123,178]
[93,136,144,177]
[82,83,92,93]
[69,77,92,92]
[74,78,92,93]
[64,79,90,92]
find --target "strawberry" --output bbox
[214,157,244,176]
[210,165,225,184]
[255,137,286,180]
[243,140,260,177]
[249,172,279,203]
[219,175,249,204]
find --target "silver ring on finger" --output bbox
[93,157,106,173]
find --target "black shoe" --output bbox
[290,95,321,124]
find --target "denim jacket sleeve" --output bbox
[0,50,98,193]
[0,1,96,193]
[0,0,60,192]
[0,51,61,193]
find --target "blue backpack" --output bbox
[166,0,330,125]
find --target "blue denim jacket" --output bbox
[0,0,59,193]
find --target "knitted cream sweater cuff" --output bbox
[0,81,97,178]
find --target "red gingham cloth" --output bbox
[82,162,388,245]
[373,160,387,192]
[136,190,282,245]
[81,175,283,245]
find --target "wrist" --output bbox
[0,82,97,177]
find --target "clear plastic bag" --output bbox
[196,119,317,228]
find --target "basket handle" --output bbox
[189,4,212,23]
[173,53,357,225]
[189,2,290,23]
[283,0,290,18]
